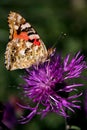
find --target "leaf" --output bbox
[70,125,81,130]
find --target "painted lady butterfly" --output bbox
[5,11,49,70]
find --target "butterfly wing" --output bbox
[5,11,47,70]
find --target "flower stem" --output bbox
[65,117,70,130]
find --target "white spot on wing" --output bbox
[19,50,25,56]
[17,15,22,22]
[34,46,38,51]
[14,25,19,30]
[21,23,31,30]
[29,34,40,40]
[25,41,33,48]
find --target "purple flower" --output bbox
[0,101,17,130]
[18,51,86,124]
[84,89,87,116]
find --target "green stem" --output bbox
[65,117,81,130]
[65,117,70,130]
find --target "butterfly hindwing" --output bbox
[5,11,47,70]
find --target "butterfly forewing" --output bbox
[5,11,47,70]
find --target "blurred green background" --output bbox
[0,0,87,130]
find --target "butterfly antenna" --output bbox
[52,32,67,49]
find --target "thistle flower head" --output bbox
[18,51,86,124]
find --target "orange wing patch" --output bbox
[13,32,29,41]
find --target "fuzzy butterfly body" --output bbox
[5,11,48,70]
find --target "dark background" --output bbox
[0,0,87,130]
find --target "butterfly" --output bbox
[5,11,53,71]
